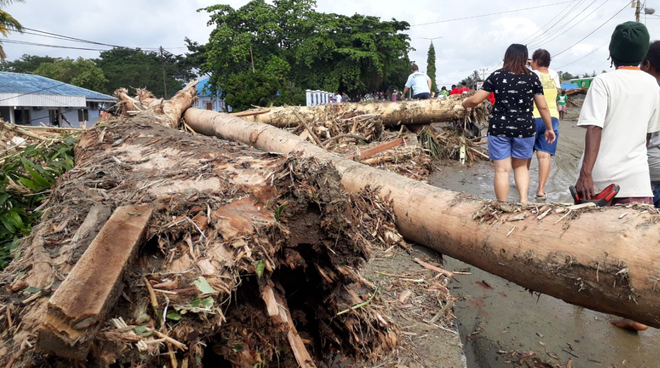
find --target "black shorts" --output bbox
[413,92,431,100]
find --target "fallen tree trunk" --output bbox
[566,88,588,96]
[241,95,488,128]
[184,107,660,328]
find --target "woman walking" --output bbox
[463,44,555,203]
[530,48,561,200]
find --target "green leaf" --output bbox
[193,276,218,294]
[17,177,40,191]
[274,203,286,222]
[254,259,265,277]
[166,310,182,321]
[21,157,52,188]
[25,286,41,294]
[201,297,214,309]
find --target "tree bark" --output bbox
[241,96,488,127]
[184,107,660,328]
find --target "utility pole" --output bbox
[479,68,488,81]
[160,46,168,99]
[635,0,641,22]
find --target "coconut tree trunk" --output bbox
[241,96,488,127]
[184,107,660,328]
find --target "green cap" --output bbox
[609,21,650,66]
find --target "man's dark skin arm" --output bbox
[575,125,602,200]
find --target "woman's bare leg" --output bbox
[493,158,513,201]
[512,158,530,203]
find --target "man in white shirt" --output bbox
[402,64,432,100]
[575,21,660,205]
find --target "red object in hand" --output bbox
[569,184,619,207]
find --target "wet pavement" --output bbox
[429,120,660,368]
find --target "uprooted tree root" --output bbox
[0,115,401,367]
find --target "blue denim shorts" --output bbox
[533,118,559,155]
[487,135,535,161]
[652,183,660,208]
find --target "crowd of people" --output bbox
[462,21,660,213]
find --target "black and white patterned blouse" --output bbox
[481,69,544,138]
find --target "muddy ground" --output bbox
[361,246,467,368]
[431,118,660,368]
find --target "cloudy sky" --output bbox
[3,0,659,87]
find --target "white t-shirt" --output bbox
[405,72,431,95]
[577,69,660,198]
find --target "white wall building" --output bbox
[195,77,231,112]
[0,72,116,127]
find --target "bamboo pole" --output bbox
[183,107,660,327]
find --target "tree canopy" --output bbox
[426,42,436,93]
[194,0,412,111]
[34,57,107,91]
[0,54,55,73]
[95,47,195,98]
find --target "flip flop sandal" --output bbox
[536,193,547,199]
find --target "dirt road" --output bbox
[430,120,660,367]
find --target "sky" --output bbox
[3,0,659,88]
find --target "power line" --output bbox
[531,0,612,49]
[527,0,598,47]
[520,0,583,44]
[553,2,629,58]
[410,0,579,27]
[555,41,608,69]
[7,26,187,51]
[1,39,109,52]
[524,0,587,45]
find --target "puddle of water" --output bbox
[430,120,660,367]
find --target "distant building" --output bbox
[195,77,231,112]
[568,77,594,89]
[0,72,116,127]
[560,82,580,90]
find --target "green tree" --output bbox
[34,57,108,91]
[458,70,482,88]
[0,0,23,60]
[426,42,437,93]
[0,54,56,73]
[196,0,412,110]
[95,47,195,98]
[557,71,575,81]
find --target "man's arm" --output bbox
[427,77,432,92]
[575,126,602,200]
[402,86,409,98]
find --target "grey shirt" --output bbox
[648,131,660,182]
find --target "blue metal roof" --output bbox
[0,72,116,101]
[196,77,221,96]
[560,82,579,90]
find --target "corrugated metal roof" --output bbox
[196,77,221,96]
[0,72,116,101]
